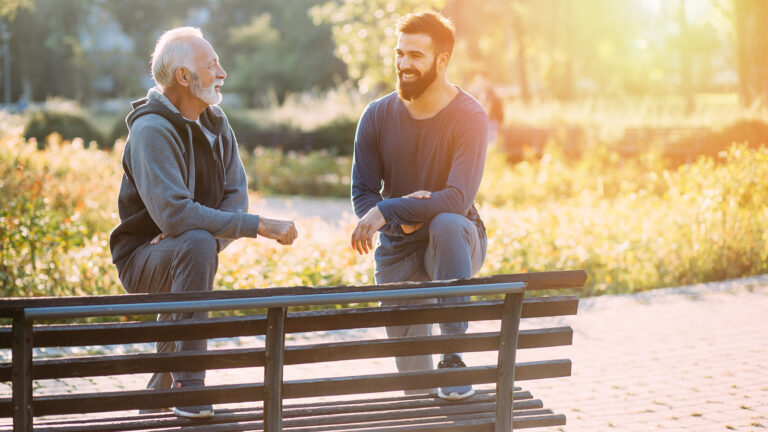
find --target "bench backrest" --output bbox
[0,270,585,431]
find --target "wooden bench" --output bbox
[0,270,585,431]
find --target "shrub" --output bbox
[313,117,357,155]
[241,146,351,197]
[0,136,121,297]
[105,116,129,148]
[478,143,768,295]
[23,110,105,149]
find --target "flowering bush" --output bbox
[2,132,767,303]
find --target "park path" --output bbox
[1,196,766,431]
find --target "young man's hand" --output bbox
[403,190,431,200]
[258,217,298,245]
[351,206,386,254]
[400,190,431,233]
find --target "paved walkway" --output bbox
[516,275,768,431]
[2,274,767,431]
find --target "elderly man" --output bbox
[109,27,297,419]
[350,11,489,401]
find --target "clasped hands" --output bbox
[350,190,431,255]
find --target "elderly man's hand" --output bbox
[258,217,298,245]
[351,206,386,255]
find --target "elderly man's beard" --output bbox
[397,58,438,101]
[190,71,223,106]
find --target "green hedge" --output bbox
[24,110,107,149]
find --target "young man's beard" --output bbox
[397,58,438,101]
[190,71,223,106]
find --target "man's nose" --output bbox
[217,64,227,79]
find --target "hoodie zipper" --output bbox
[217,134,227,186]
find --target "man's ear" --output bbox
[437,52,450,70]
[174,67,190,88]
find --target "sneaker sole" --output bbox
[438,388,475,401]
[173,408,214,418]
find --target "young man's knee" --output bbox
[429,213,472,238]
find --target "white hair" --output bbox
[151,27,204,91]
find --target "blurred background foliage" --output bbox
[3,130,768,299]
[0,0,764,107]
[3,0,768,300]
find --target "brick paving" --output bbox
[514,274,768,431]
[2,274,767,431]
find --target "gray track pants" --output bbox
[116,229,218,389]
[375,213,486,394]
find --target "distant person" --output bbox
[350,11,488,400]
[476,74,503,144]
[109,27,297,419]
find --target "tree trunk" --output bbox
[510,8,531,104]
[733,0,768,107]
[680,0,694,114]
[734,0,751,106]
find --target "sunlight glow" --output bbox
[640,0,663,14]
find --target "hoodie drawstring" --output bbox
[217,134,227,186]
[185,124,195,192]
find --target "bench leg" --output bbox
[496,292,523,432]
[264,307,287,432]
[12,314,33,432]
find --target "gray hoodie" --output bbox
[109,88,259,266]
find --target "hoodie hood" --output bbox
[126,87,227,137]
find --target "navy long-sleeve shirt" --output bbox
[351,88,489,266]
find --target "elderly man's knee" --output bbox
[177,230,217,264]
[429,213,472,238]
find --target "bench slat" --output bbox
[283,361,571,399]
[286,296,577,333]
[0,270,586,316]
[0,297,577,349]
[175,409,563,432]
[0,315,268,349]
[19,400,557,432]
[0,361,569,417]
[274,387,526,409]
[17,390,534,432]
[0,348,265,381]
[0,327,572,381]
[0,383,265,417]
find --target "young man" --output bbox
[109,27,297,418]
[350,11,489,400]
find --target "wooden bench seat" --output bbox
[0,270,585,431]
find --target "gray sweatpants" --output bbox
[374,213,486,394]
[116,229,218,389]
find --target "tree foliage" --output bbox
[311,0,444,94]
[2,0,343,106]
[208,0,345,105]
[0,0,762,106]
[0,0,30,20]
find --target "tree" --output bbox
[206,0,345,106]
[311,0,444,94]
[734,0,768,106]
[0,0,30,21]
[8,0,92,102]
